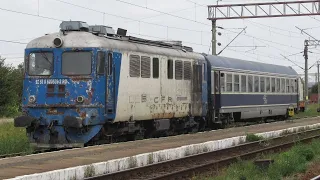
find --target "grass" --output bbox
[0,122,32,155]
[293,103,320,119]
[197,140,320,180]
[245,133,264,142]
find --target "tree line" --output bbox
[0,56,24,117]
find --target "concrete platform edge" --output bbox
[8,123,320,180]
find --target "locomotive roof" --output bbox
[205,54,298,77]
[26,31,204,60]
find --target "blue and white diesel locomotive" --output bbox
[14,21,299,148]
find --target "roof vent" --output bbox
[60,21,89,32]
[89,25,115,36]
[117,28,127,36]
[159,40,182,46]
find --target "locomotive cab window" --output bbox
[167,59,173,79]
[152,58,159,78]
[62,52,92,75]
[97,51,105,75]
[28,52,53,76]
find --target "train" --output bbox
[14,21,300,148]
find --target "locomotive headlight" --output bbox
[53,37,63,48]
[76,96,84,103]
[28,95,36,103]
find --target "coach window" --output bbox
[183,61,191,80]
[234,74,240,92]
[271,78,276,93]
[276,78,281,93]
[248,75,253,92]
[266,77,270,92]
[167,59,173,79]
[175,60,183,80]
[220,73,225,92]
[254,76,259,93]
[290,79,294,93]
[129,55,140,77]
[152,58,159,78]
[226,73,233,92]
[260,77,265,93]
[286,79,290,93]
[141,56,151,78]
[241,75,247,92]
[281,78,285,93]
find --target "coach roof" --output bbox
[205,54,298,76]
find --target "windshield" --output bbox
[62,52,92,75]
[28,52,53,76]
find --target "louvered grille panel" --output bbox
[141,56,151,78]
[175,60,183,80]
[184,61,191,80]
[130,55,140,77]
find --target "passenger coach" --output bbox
[206,55,299,125]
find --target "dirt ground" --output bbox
[293,160,320,180]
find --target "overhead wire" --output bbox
[54,0,211,33]
[0,39,28,44]
[114,0,210,26]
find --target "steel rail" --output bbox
[87,128,320,180]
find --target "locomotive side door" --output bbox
[97,50,115,117]
[105,52,115,115]
[191,62,203,116]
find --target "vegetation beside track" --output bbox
[293,103,319,119]
[0,122,32,156]
[196,139,320,180]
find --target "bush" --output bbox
[0,58,23,117]
[246,134,264,142]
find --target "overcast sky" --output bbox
[1,0,320,82]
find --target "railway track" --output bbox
[0,117,316,159]
[86,127,320,180]
[0,119,277,159]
